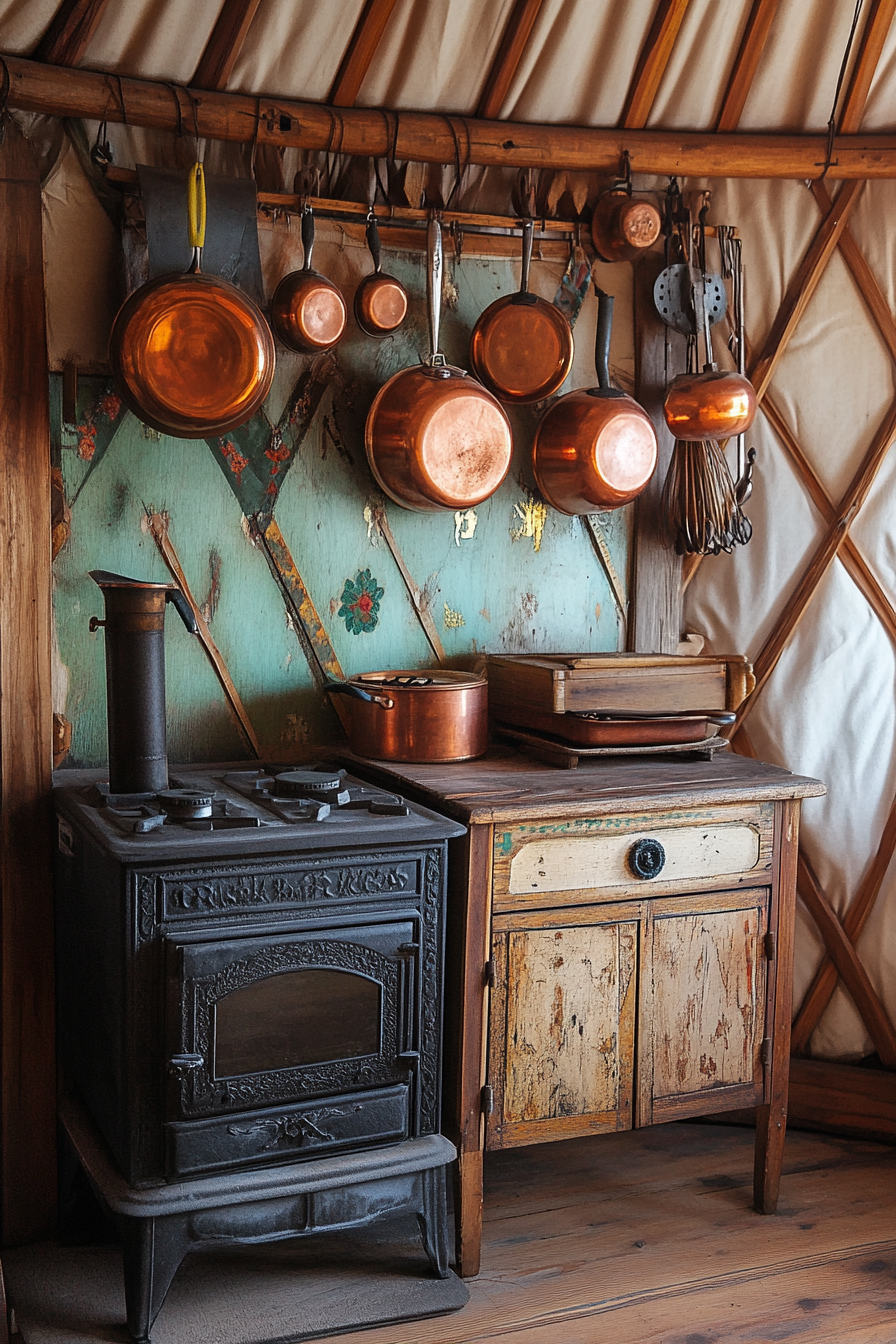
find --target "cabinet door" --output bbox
[486,910,637,1150]
[637,888,769,1126]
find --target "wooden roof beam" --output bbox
[192,0,263,92]
[33,0,110,66]
[716,0,780,132]
[840,0,896,134]
[328,0,398,108]
[9,56,896,177]
[476,0,545,121]
[620,0,692,130]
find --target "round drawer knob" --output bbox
[629,837,666,879]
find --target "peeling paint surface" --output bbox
[512,497,548,552]
[444,603,466,629]
[454,508,478,545]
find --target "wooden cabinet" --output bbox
[340,748,825,1277]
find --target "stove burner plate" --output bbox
[157,788,216,819]
[273,769,349,804]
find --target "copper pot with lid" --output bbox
[469,218,574,403]
[108,164,275,438]
[354,211,408,336]
[364,216,513,512]
[325,669,488,762]
[271,205,347,353]
[532,287,658,514]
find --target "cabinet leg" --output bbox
[753,1101,787,1213]
[454,1148,483,1278]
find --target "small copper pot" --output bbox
[271,206,347,353]
[325,670,488,762]
[532,288,658,514]
[354,212,408,336]
[591,191,661,263]
[663,370,757,441]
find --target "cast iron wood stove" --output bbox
[54,762,465,1343]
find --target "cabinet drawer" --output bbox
[492,803,773,912]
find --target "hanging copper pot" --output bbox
[469,218,574,403]
[532,287,658,514]
[271,205,347,353]
[109,164,275,438]
[663,265,757,441]
[591,191,661,263]
[364,216,513,512]
[354,211,408,336]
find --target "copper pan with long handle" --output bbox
[271,205,348,353]
[354,210,408,337]
[364,216,513,512]
[532,287,658,514]
[469,218,573,403]
[109,164,275,438]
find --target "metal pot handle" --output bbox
[323,681,395,710]
[366,210,383,274]
[594,287,614,390]
[302,205,315,272]
[426,214,446,367]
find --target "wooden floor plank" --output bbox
[336,1123,896,1344]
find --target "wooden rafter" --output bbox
[840,0,896,135]
[621,0,692,129]
[328,0,398,107]
[33,0,110,66]
[716,0,780,133]
[477,0,545,121]
[796,851,896,1068]
[734,394,896,736]
[9,56,896,177]
[793,785,896,1051]
[191,0,263,91]
[749,179,865,401]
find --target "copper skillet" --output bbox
[354,211,408,336]
[364,216,513,512]
[469,218,574,403]
[533,288,658,514]
[271,205,347,353]
[109,164,275,437]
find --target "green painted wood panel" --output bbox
[52,244,632,769]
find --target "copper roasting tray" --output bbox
[492,704,735,747]
[494,724,730,769]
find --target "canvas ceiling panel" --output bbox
[80,0,224,83]
[848,445,896,598]
[41,142,118,369]
[496,0,653,127]
[685,418,824,658]
[853,851,896,1053]
[737,0,861,133]
[229,0,366,101]
[847,15,896,131]
[646,0,755,131]
[848,180,896,320]
[766,252,896,504]
[357,0,513,113]
[0,0,58,52]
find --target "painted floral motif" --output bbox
[338,569,383,634]
[219,438,249,486]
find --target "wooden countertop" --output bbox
[337,746,826,825]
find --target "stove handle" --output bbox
[169,1052,204,1079]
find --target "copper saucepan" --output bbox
[591,190,662,263]
[325,670,488,762]
[532,287,658,514]
[364,217,513,512]
[469,218,574,403]
[109,164,275,438]
[354,211,408,337]
[271,205,347,353]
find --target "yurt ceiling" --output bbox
[4,0,896,1073]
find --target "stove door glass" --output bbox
[215,968,380,1076]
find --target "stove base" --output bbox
[61,1094,459,1344]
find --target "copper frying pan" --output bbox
[109,164,275,438]
[364,216,513,512]
[354,211,408,336]
[532,288,658,514]
[271,205,347,353]
[469,218,574,403]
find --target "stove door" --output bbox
[167,920,419,1120]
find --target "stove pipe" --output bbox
[89,571,198,794]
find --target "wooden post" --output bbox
[0,119,56,1242]
[629,255,682,653]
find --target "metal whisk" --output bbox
[662,437,753,555]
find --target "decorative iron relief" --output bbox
[418,848,442,1135]
[178,938,405,1117]
[155,856,417,922]
[227,1103,362,1151]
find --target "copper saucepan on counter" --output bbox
[271,205,347,353]
[364,216,513,512]
[325,670,488,762]
[532,286,658,514]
